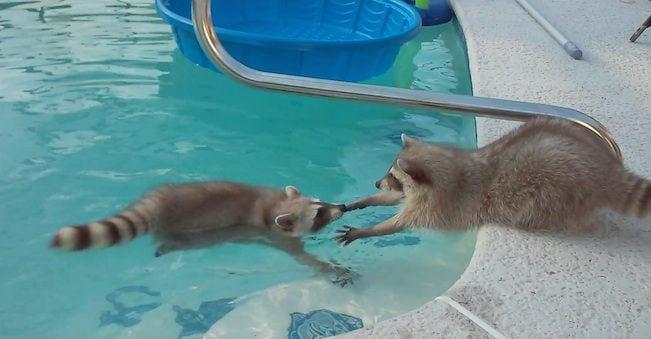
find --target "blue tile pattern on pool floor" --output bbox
[173,298,236,338]
[288,309,363,339]
[99,286,162,328]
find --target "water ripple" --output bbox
[79,168,173,181]
[47,130,111,155]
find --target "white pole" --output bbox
[435,296,510,339]
[513,0,583,60]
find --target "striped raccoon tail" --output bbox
[50,197,160,251]
[617,173,651,219]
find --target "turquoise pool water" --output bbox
[0,1,476,338]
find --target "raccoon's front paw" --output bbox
[342,202,364,212]
[330,267,359,287]
[344,202,363,212]
[334,226,364,246]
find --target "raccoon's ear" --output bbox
[285,186,301,199]
[274,213,296,230]
[396,159,430,184]
[401,133,418,148]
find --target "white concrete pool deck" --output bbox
[340,0,651,337]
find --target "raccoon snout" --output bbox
[375,180,382,189]
[329,206,345,220]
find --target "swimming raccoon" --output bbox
[50,181,350,282]
[337,118,650,244]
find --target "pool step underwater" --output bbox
[97,284,364,338]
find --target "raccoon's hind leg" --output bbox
[154,243,179,257]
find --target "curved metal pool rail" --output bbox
[190,0,622,160]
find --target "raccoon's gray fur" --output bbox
[337,118,649,244]
[50,181,349,281]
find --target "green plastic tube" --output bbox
[415,0,429,9]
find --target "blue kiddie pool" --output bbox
[156,0,421,82]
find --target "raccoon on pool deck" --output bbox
[337,117,650,245]
[50,181,349,281]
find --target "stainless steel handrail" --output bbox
[190,0,622,160]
